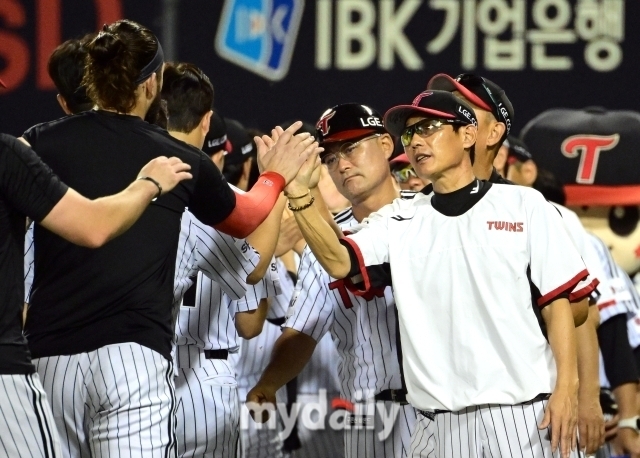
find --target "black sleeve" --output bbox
[188,154,237,226]
[598,313,640,390]
[0,134,69,222]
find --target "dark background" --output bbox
[0,0,636,137]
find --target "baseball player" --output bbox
[426,74,607,454]
[22,20,317,458]
[283,90,590,458]
[159,63,289,458]
[248,104,419,458]
[0,123,191,458]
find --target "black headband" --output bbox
[135,40,164,85]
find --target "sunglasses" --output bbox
[321,134,381,169]
[455,73,509,131]
[392,165,418,183]
[400,119,463,147]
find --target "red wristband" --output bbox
[258,171,285,192]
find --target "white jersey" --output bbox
[346,182,589,411]
[285,191,416,401]
[174,211,281,358]
[24,224,34,303]
[587,232,639,323]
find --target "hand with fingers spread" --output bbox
[539,387,578,458]
[254,121,319,184]
[137,156,193,195]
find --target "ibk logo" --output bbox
[561,134,620,184]
[487,221,524,232]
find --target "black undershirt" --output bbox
[430,178,492,216]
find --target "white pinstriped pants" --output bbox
[175,346,240,458]
[0,372,62,457]
[34,343,177,458]
[344,401,417,458]
[410,400,584,458]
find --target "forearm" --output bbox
[235,298,270,339]
[543,298,579,391]
[287,191,351,279]
[576,310,601,401]
[310,187,343,238]
[214,172,285,239]
[246,195,287,284]
[41,180,156,248]
[257,328,317,391]
[614,383,640,419]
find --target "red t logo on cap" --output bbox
[561,134,619,184]
[316,111,335,136]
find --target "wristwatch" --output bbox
[618,415,640,431]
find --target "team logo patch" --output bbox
[487,221,524,232]
[316,110,335,136]
[412,91,432,106]
[215,0,305,81]
[561,134,619,184]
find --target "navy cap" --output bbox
[427,73,513,138]
[315,103,386,144]
[202,111,231,157]
[505,136,533,163]
[384,90,478,137]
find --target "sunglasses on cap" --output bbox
[400,119,464,147]
[455,74,509,130]
[321,134,381,169]
[392,165,418,183]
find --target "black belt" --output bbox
[204,349,229,360]
[375,389,408,405]
[418,393,551,419]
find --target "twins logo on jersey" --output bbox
[215,0,305,81]
[561,134,620,184]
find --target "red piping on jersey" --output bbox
[564,185,640,206]
[339,236,371,295]
[214,171,285,238]
[537,269,588,307]
[569,278,599,303]
[597,299,617,311]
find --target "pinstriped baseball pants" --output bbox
[410,400,584,458]
[0,372,62,457]
[34,343,177,458]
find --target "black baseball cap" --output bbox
[384,90,478,137]
[202,111,231,157]
[427,73,513,138]
[224,118,255,166]
[315,103,386,145]
[505,136,533,163]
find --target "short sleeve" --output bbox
[267,258,295,319]
[188,154,237,226]
[232,257,282,313]
[190,215,259,300]
[284,247,336,342]
[526,192,588,307]
[0,134,68,222]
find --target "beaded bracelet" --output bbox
[288,197,315,212]
[137,176,162,200]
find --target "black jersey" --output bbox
[23,110,237,361]
[0,134,68,374]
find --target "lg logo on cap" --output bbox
[458,106,477,126]
[360,116,382,127]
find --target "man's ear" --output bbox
[379,133,395,159]
[56,94,73,115]
[462,125,477,149]
[144,73,157,100]
[201,110,213,136]
[486,121,506,149]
